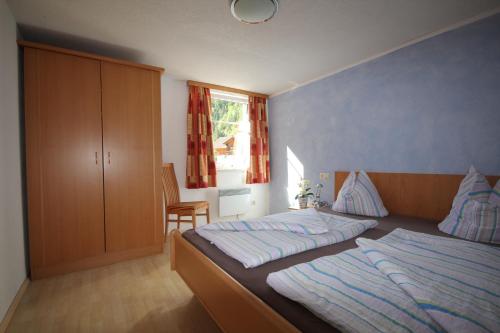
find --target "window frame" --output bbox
[210,90,250,171]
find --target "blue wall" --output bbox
[269,14,500,213]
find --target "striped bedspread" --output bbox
[200,208,329,234]
[267,248,442,332]
[195,209,377,268]
[268,229,500,333]
[358,229,500,333]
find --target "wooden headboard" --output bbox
[334,171,500,221]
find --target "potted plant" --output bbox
[295,179,314,209]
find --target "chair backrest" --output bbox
[161,163,180,207]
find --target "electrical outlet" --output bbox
[319,172,330,181]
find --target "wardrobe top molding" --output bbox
[17,40,165,73]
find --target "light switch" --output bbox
[319,172,330,181]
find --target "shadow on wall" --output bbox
[18,24,146,63]
[17,26,30,275]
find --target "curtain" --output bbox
[186,85,217,188]
[246,96,270,184]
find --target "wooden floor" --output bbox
[7,242,221,333]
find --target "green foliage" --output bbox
[211,99,244,139]
[295,189,314,199]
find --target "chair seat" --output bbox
[167,201,209,214]
[162,163,210,234]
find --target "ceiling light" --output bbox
[230,0,279,24]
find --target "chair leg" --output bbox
[192,210,197,229]
[206,207,210,224]
[177,215,181,229]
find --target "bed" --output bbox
[170,171,500,333]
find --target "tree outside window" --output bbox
[211,91,250,170]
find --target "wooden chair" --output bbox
[161,163,210,238]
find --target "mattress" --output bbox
[182,210,447,333]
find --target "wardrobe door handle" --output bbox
[95,152,98,165]
[107,152,111,164]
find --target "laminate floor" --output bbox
[7,242,221,333]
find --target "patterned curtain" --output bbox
[186,85,217,188]
[246,96,270,184]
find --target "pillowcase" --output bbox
[438,167,499,244]
[332,170,388,217]
[451,166,491,206]
[490,179,500,206]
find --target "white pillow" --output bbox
[438,167,499,244]
[332,170,388,217]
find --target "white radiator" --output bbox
[219,188,251,217]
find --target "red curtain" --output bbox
[246,96,270,184]
[186,85,217,188]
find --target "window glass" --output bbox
[211,90,250,170]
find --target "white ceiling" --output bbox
[7,0,500,95]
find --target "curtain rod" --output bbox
[187,80,268,99]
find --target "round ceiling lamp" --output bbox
[230,0,279,24]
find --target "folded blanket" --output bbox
[267,248,442,333]
[200,208,328,234]
[357,229,500,333]
[196,209,377,268]
[267,228,500,332]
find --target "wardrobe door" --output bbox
[101,62,162,252]
[24,48,105,273]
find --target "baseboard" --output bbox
[0,278,30,333]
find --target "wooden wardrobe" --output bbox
[20,41,164,279]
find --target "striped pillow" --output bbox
[451,166,491,206]
[332,170,388,217]
[490,179,500,206]
[438,167,499,244]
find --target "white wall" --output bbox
[161,76,269,232]
[0,0,27,322]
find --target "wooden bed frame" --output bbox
[171,171,499,333]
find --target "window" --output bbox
[211,90,250,170]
